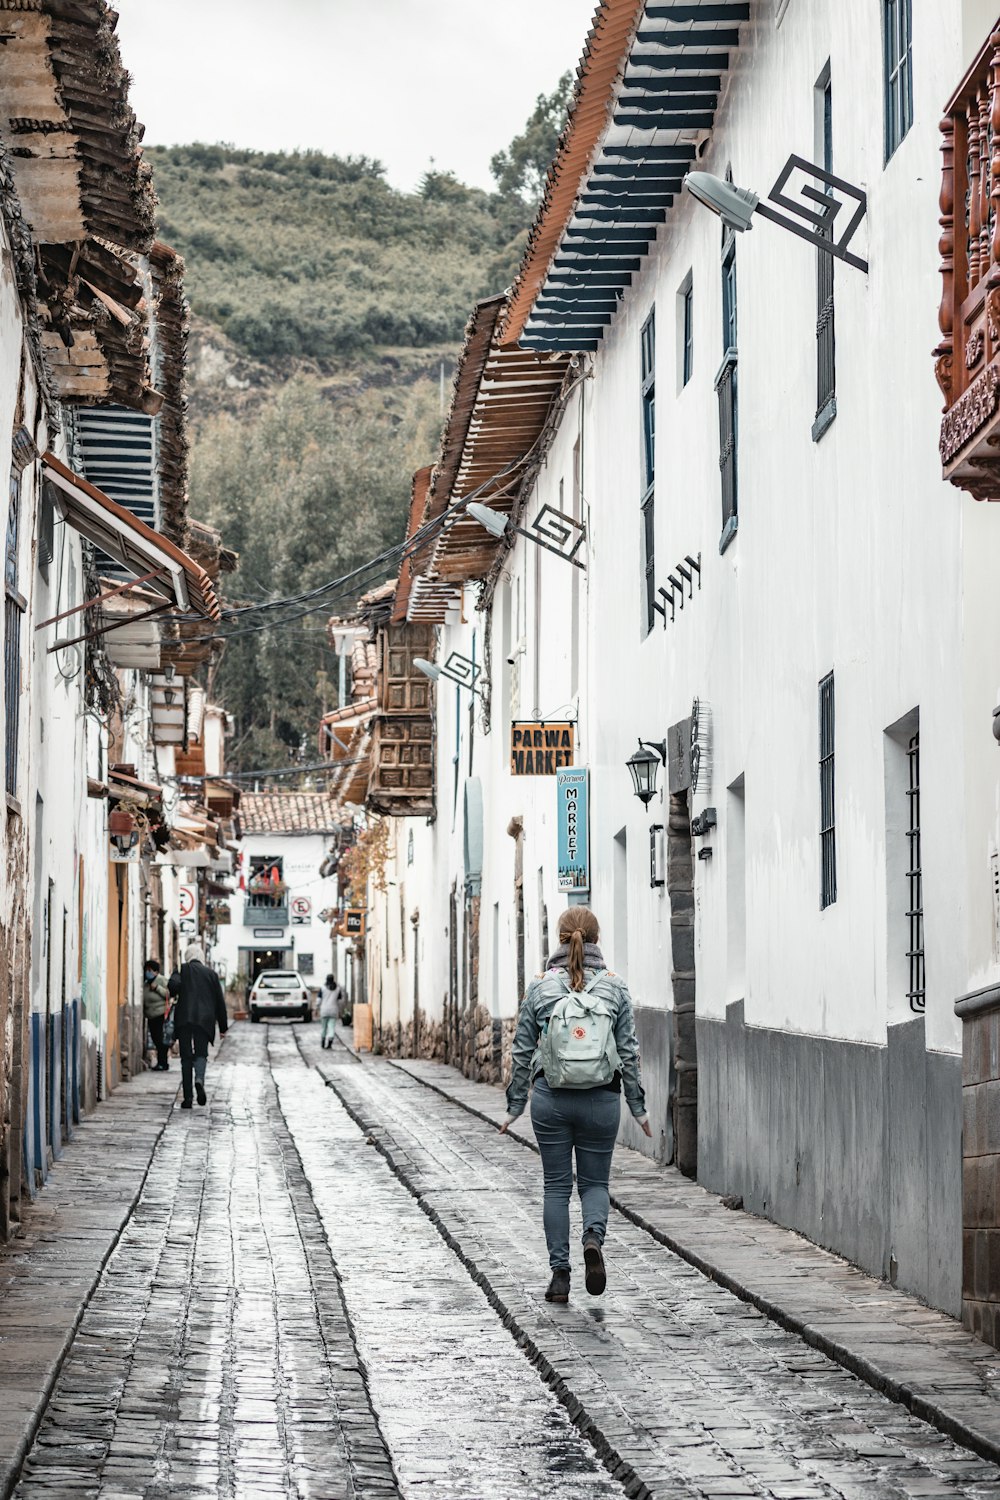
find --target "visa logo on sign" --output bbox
[510,722,574,776]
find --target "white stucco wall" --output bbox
[212,830,336,987]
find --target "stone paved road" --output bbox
[7,1021,1000,1499]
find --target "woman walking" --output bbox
[318,973,343,1049]
[143,959,171,1071]
[500,907,651,1303]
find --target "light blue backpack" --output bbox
[536,969,622,1088]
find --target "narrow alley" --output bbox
[3,1027,999,1500]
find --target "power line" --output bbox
[174,756,367,783]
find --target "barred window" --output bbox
[819,672,836,908]
[906,731,925,1011]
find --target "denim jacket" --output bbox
[505,967,647,1121]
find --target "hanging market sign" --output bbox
[557,767,590,894]
[510,721,574,776]
[345,909,366,937]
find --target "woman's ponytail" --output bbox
[567,929,586,991]
[556,905,601,990]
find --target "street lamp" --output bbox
[467,501,587,570]
[626,739,667,806]
[685,154,869,274]
[414,651,482,694]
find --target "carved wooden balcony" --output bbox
[936,27,1000,500]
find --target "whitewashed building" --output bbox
[0,1,230,1228]
[342,0,1000,1335]
[212,791,341,993]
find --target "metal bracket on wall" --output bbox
[657,553,701,626]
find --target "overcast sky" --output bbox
[115,0,597,194]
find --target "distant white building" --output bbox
[212,792,340,990]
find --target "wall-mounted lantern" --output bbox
[626,738,667,806]
[163,662,177,706]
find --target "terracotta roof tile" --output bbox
[240,792,341,836]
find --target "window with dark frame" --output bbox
[716,232,738,546]
[906,731,925,1012]
[681,279,694,386]
[883,0,913,161]
[819,672,837,908]
[4,470,23,800]
[640,310,656,634]
[814,70,836,437]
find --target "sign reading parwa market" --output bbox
[510,721,575,776]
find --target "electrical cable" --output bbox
[171,755,368,783]
[204,439,542,635]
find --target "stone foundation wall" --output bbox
[957,983,1000,1342]
[699,1001,961,1318]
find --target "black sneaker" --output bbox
[583,1236,606,1295]
[545,1269,571,1303]
[195,1082,207,1106]
[180,1098,193,1110]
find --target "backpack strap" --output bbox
[583,969,610,993]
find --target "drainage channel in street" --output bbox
[299,1027,1000,1500]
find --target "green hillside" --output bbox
[148,144,529,368]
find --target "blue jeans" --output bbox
[321,1015,337,1043]
[530,1076,621,1271]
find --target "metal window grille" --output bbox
[4,473,22,799]
[819,672,837,908]
[816,79,836,421]
[718,242,738,535]
[640,311,656,632]
[642,492,656,630]
[883,0,913,161]
[906,731,925,1012]
[682,283,694,386]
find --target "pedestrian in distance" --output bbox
[143,958,171,1071]
[500,906,652,1304]
[168,942,229,1110]
[318,973,343,1049]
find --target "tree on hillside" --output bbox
[490,74,574,203]
[193,377,442,773]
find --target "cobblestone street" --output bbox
[4,1025,1000,1499]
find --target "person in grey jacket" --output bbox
[500,906,651,1304]
[168,943,228,1110]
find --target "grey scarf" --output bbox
[547,942,605,972]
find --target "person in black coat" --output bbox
[168,942,229,1109]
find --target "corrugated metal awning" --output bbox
[42,452,221,621]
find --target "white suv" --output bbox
[249,970,313,1024]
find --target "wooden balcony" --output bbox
[936,27,1000,499]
